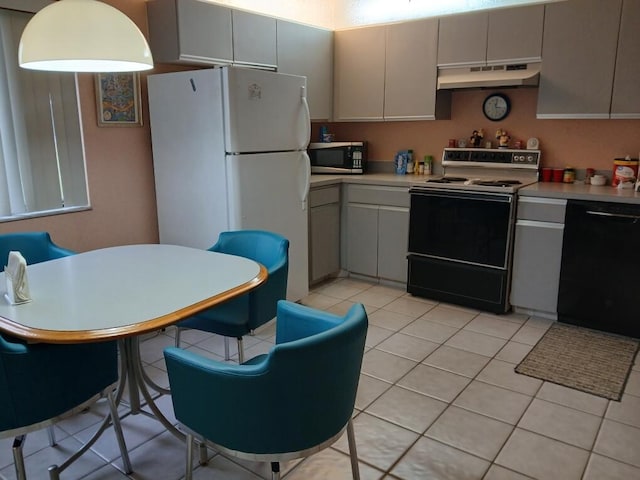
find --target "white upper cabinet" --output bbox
[334,19,449,122]
[385,18,448,121]
[147,0,276,69]
[437,11,488,67]
[333,26,386,121]
[277,20,333,121]
[486,5,544,64]
[611,0,640,118]
[232,10,277,68]
[537,0,622,119]
[437,6,543,67]
[147,0,233,65]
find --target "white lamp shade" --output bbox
[18,0,153,72]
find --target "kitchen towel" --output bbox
[4,251,31,304]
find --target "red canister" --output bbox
[612,158,639,187]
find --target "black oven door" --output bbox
[407,188,515,313]
[409,189,514,268]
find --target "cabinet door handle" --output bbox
[586,210,640,221]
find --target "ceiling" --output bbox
[206,0,565,29]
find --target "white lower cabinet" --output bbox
[510,196,566,316]
[346,204,379,277]
[309,185,341,284]
[344,185,410,284]
[378,206,410,282]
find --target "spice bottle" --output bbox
[424,155,433,175]
[563,167,575,183]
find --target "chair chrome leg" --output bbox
[186,433,194,480]
[107,390,132,474]
[271,461,281,480]
[224,336,231,360]
[12,435,27,480]
[175,327,182,347]
[237,337,244,364]
[48,464,61,480]
[47,425,57,446]
[346,418,361,480]
[198,439,208,465]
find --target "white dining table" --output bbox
[0,244,266,343]
[0,244,267,478]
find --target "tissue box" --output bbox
[4,251,31,304]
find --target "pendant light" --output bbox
[18,0,153,72]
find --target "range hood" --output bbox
[437,63,540,90]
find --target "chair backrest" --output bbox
[263,301,368,454]
[0,334,118,432]
[0,232,75,266]
[165,300,368,456]
[210,230,289,330]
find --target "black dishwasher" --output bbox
[558,199,640,338]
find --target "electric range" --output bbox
[416,147,541,193]
[407,147,541,313]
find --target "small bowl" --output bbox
[590,175,606,186]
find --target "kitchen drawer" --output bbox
[310,185,340,208]
[346,185,410,207]
[516,196,566,223]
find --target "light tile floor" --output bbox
[2,276,640,480]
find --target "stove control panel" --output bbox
[443,148,540,169]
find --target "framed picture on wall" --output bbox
[95,72,143,127]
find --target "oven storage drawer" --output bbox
[407,254,509,313]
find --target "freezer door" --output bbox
[148,69,229,249]
[222,67,310,153]
[226,151,310,301]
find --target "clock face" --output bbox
[483,93,510,121]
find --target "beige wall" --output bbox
[0,0,158,252]
[326,88,640,172]
[2,0,639,252]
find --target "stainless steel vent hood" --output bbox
[437,63,540,90]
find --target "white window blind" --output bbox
[0,8,88,220]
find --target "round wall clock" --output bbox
[482,93,511,121]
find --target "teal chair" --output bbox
[0,232,75,264]
[164,300,368,480]
[0,336,131,479]
[175,230,289,363]
[0,231,131,479]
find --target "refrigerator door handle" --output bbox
[299,86,311,150]
[300,151,311,211]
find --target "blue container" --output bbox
[394,151,408,175]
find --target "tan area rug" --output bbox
[515,322,639,401]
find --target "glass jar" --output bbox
[563,167,576,183]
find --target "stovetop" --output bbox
[419,176,535,193]
[414,147,542,193]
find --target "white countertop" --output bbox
[311,174,640,204]
[519,182,640,204]
[310,173,435,188]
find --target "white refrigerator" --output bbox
[147,67,311,301]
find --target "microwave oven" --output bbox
[308,141,367,174]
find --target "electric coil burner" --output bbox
[407,148,541,313]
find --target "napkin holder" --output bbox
[4,251,31,305]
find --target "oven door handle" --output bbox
[409,188,513,203]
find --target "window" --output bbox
[0,8,88,220]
